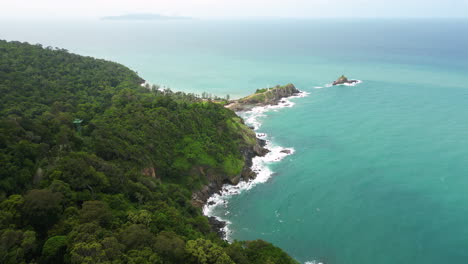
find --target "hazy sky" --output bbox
[2,0,468,19]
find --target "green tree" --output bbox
[186,238,234,264]
[42,235,67,263]
[242,240,299,264]
[101,236,124,262]
[125,247,160,264]
[0,194,24,229]
[225,241,249,264]
[128,209,152,226]
[153,231,186,262]
[0,229,37,264]
[119,224,156,250]
[51,153,110,194]
[79,200,113,227]
[22,189,63,231]
[70,242,107,264]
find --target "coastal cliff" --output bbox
[191,119,269,208]
[196,84,303,239]
[226,83,300,111]
[193,84,301,208]
[0,40,299,264]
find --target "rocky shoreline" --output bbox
[193,84,301,238]
[191,137,269,238]
[191,137,268,207]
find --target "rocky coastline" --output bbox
[193,84,301,238]
[191,137,268,208]
[191,137,268,238]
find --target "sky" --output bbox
[1,0,468,20]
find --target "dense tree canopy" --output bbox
[0,40,298,264]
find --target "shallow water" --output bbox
[2,18,468,264]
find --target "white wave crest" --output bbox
[305,261,324,264]
[242,91,308,130]
[203,139,295,240]
[341,79,362,86]
[326,79,363,87]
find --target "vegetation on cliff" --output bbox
[0,40,298,264]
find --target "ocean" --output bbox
[2,18,468,264]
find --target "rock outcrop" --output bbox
[208,217,227,238]
[142,167,159,179]
[226,83,300,112]
[332,75,358,86]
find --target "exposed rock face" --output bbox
[226,83,300,112]
[33,167,43,185]
[208,217,227,238]
[192,85,301,208]
[192,184,218,208]
[192,85,301,237]
[142,167,158,178]
[332,75,358,85]
[191,137,268,208]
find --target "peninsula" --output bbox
[225,83,301,111]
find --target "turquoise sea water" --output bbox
[2,19,468,264]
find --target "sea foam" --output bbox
[243,91,309,130]
[314,79,362,89]
[203,91,308,241]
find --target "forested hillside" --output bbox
[0,40,298,264]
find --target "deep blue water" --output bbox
[2,18,468,264]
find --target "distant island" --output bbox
[102,13,192,21]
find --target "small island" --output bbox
[332,75,359,85]
[225,83,300,111]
